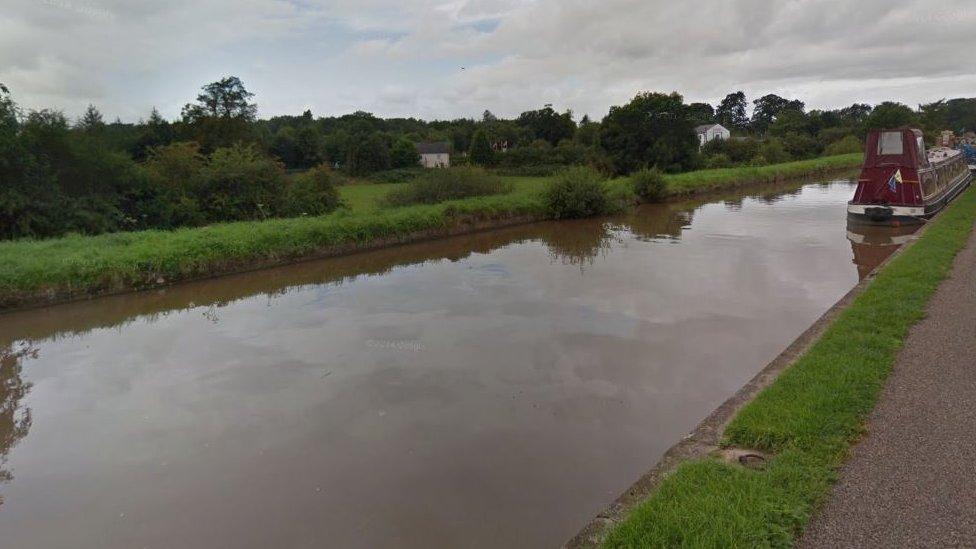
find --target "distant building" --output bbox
[695,123,730,147]
[417,142,451,168]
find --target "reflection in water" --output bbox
[0,345,33,498]
[847,221,920,280]
[0,179,912,549]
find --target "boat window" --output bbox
[916,136,926,160]
[878,131,904,155]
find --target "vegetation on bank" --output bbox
[601,186,976,547]
[0,154,861,308]
[383,166,512,206]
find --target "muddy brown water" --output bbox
[0,180,911,548]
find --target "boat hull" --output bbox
[848,172,972,225]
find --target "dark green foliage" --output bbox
[346,133,390,176]
[687,102,715,125]
[390,138,419,168]
[705,153,733,169]
[862,102,917,131]
[203,143,287,220]
[600,92,700,175]
[280,165,342,217]
[780,132,821,159]
[469,128,495,166]
[368,167,424,184]
[181,76,258,151]
[716,91,749,130]
[631,168,667,202]
[824,135,862,156]
[384,167,511,206]
[701,137,760,164]
[516,105,576,146]
[543,166,609,218]
[757,138,791,164]
[751,94,805,134]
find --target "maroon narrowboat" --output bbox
[848,128,972,225]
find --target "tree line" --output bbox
[2,76,975,240]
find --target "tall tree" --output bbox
[77,104,105,133]
[469,128,495,166]
[600,91,699,175]
[517,105,575,146]
[715,91,749,131]
[181,76,258,151]
[862,102,917,131]
[687,102,715,125]
[751,94,804,134]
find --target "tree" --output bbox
[687,102,715,125]
[346,132,390,176]
[181,76,258,151]
[182,76,257,122]
[862,102,917,131]
[77,104,105,133]
[469,128,495,166]
[517,106,576,146]
[751,94,804,134]
[131,108,174,160]
[390,138,419,169]
[715,91,749,131]
[946,98,976,132]
[600,91,699,174]
[575,114,601,147]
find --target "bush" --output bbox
[368,167,424,184]
[757,138,791,164]
[824,135,862,156]
[384,166,512,206]
[705,153,733,169]
[494,164,563,177]
[543,166,610,219]
[203,143,288,221]
[281,164,342,217]
[631,167,667,202]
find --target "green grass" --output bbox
[602,185,976,548]
[0,156,860,307]
[662,153,863,196]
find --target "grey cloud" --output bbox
[2,0,975,121]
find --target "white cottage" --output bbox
[417,142,452,168]
[695,124,730,147]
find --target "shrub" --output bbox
[203,143,288,221]
[384,166,512,206]
[824,135,862,156]
[281,164,342,217]
[494,164,563,177]
[631,167,667,202]
[543,166,609,219]
[390,138,419,169]
[757,138,791,164]
[368,167,424,184]
[705,153,733,169]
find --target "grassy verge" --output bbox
[0,155,861,309]
[601,185,976,548]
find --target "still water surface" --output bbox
[0,180,906,548]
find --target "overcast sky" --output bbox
[3,0,976,122]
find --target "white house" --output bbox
[695,124,730,147]
[417,142,451,168]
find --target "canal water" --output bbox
[0,180,907,548]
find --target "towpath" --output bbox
[801,222,976,548]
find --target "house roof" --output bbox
[416,142,452,154]
[694,123,727,134]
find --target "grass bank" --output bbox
[0,154,861,310]
[600,185,976,548]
